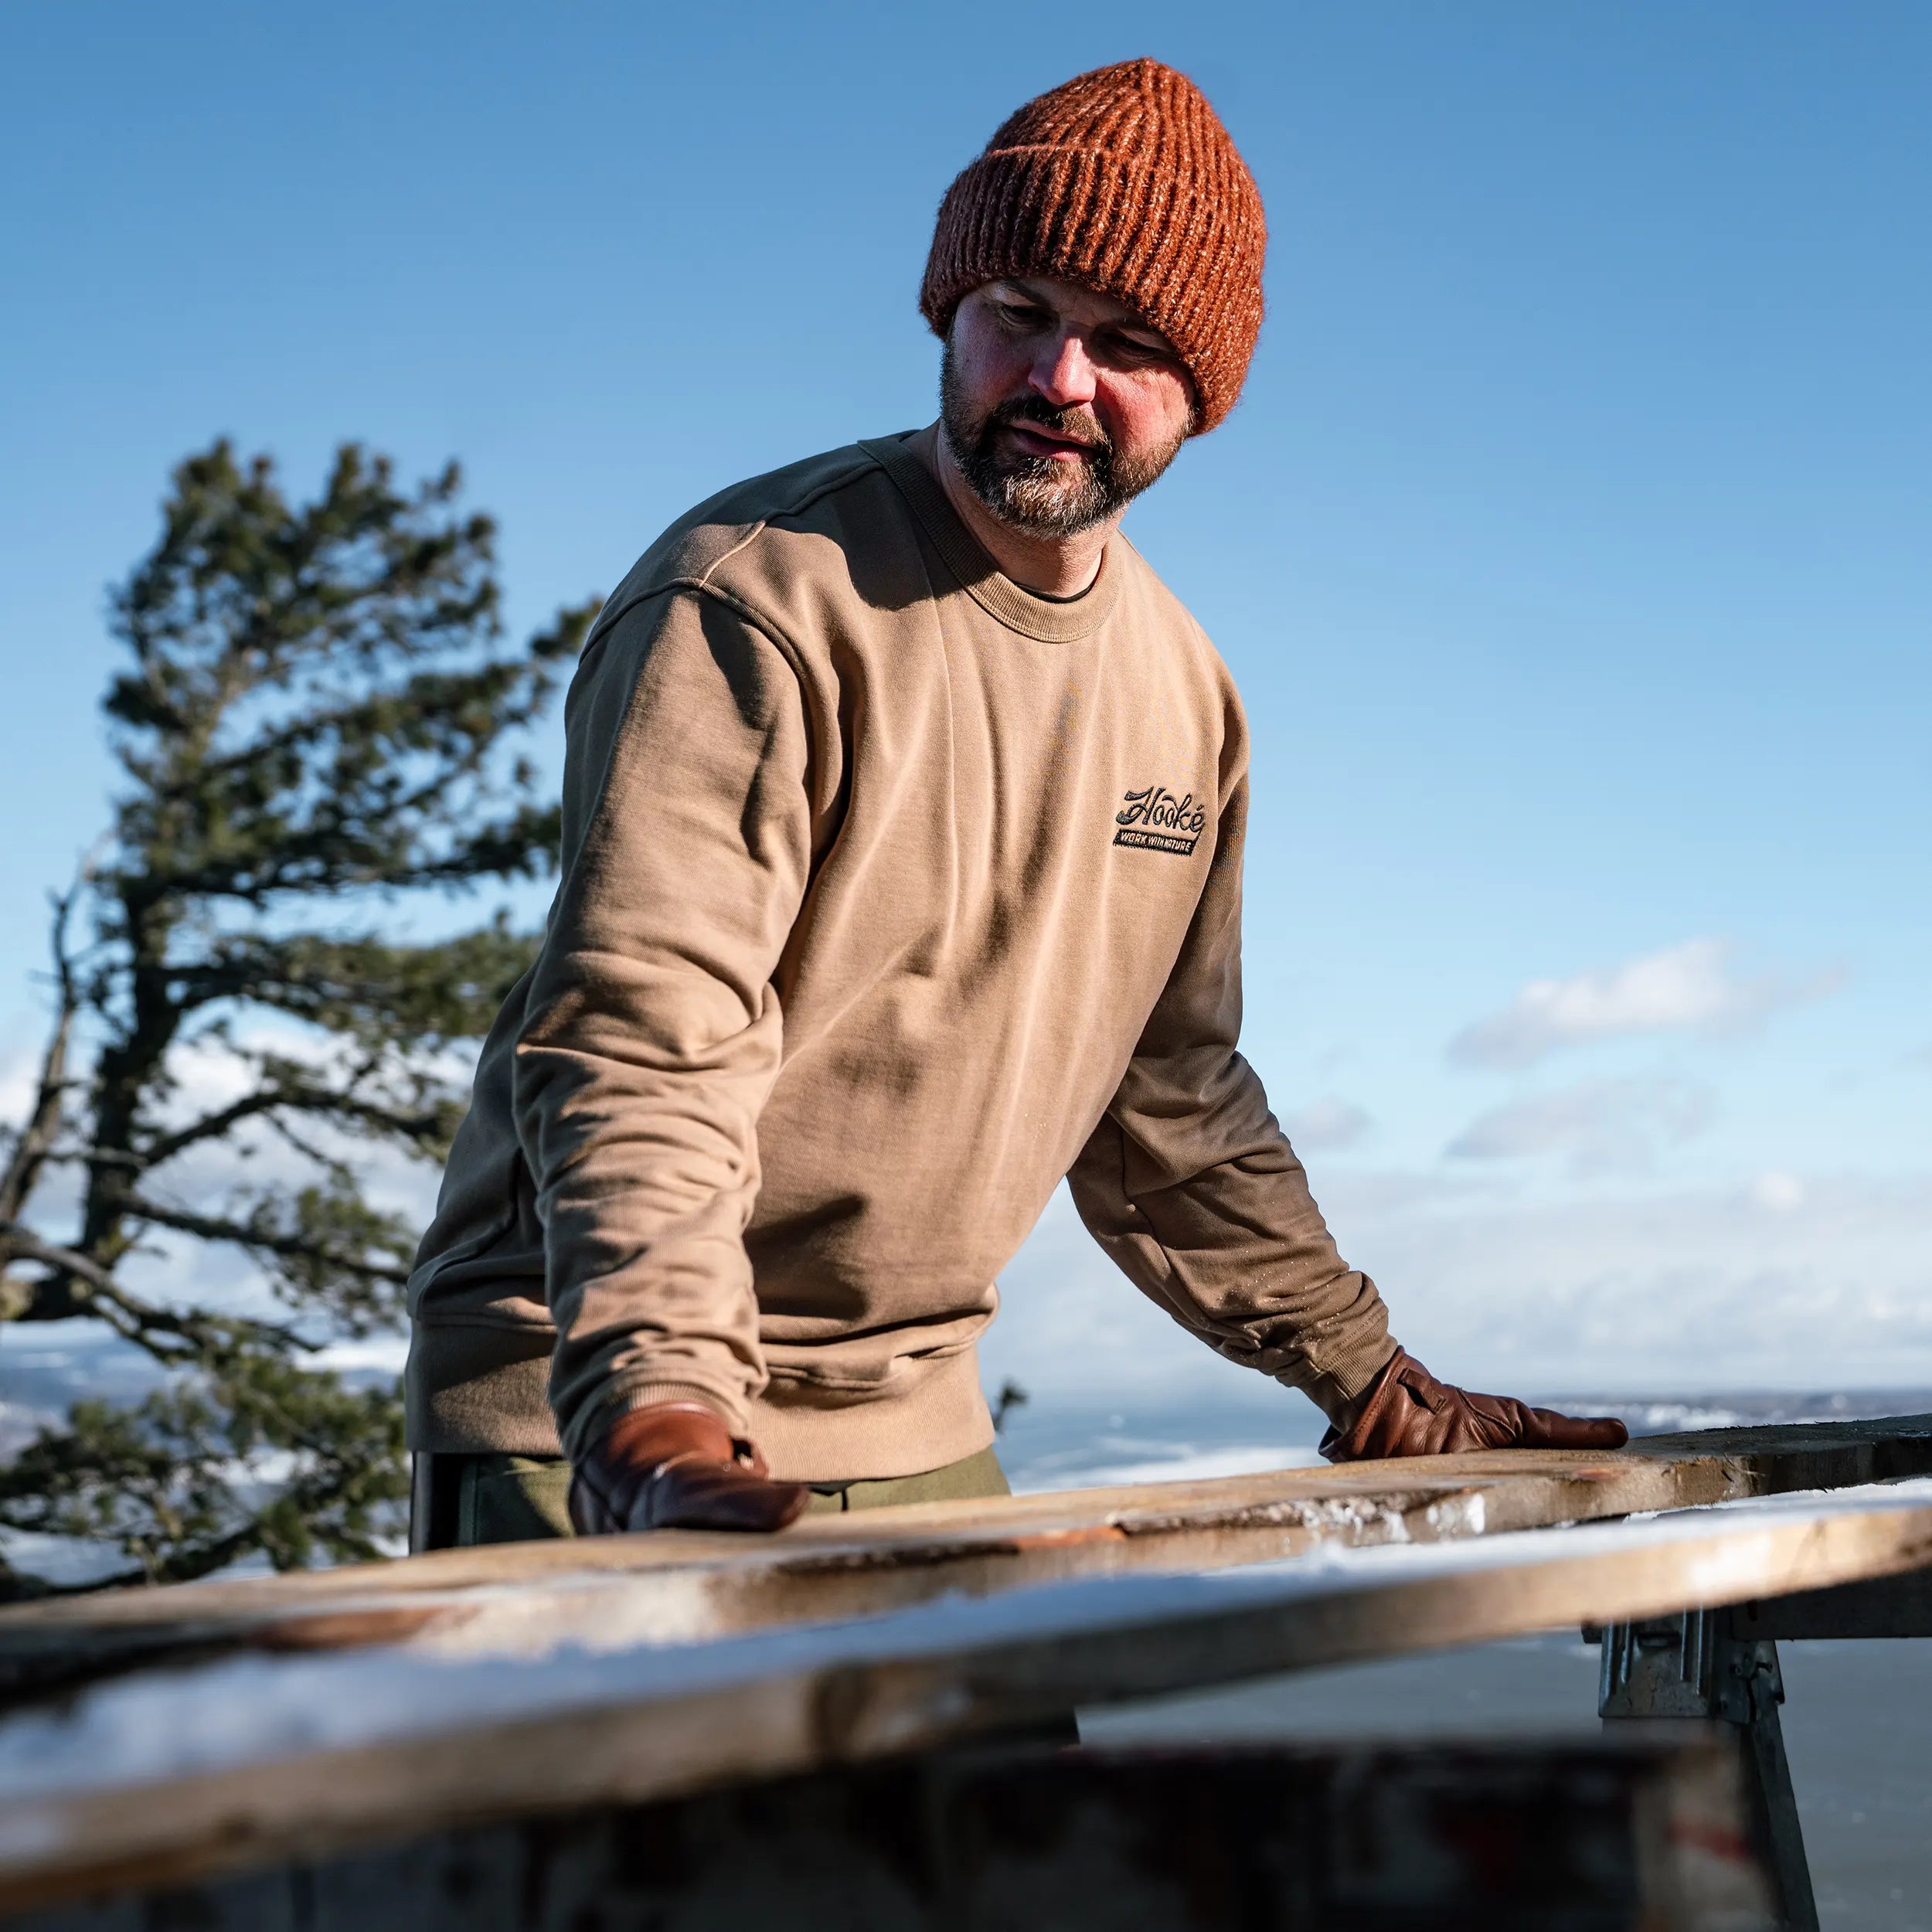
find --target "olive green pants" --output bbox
[424,1444,1010,1549]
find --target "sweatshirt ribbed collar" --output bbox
[862,430,1125,644]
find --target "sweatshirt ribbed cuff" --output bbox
[1282,1332,1401,1429]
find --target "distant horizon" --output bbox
[7,1317,1930,1417]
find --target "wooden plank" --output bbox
[1623,1410,1932,1479]
[5,1412,1930,1697]
[1730,1563,1932,1640]
[0,1481,1926,1916]
[1,1738,1774,1932]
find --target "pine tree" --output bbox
[0,440,594,1597]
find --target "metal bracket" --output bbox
[1597,1611,1815,1932]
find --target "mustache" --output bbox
[983,394,1111,455]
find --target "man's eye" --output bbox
[998,302,1048,329]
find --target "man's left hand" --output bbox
[1321,1346,1629,1462]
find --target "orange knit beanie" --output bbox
[920,59,1267,433]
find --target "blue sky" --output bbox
[3,2,1928,1401]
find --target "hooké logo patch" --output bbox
[1114,784,1207,857]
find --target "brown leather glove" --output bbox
[567,1401,809,1535]
[1320,1347,1630,1463]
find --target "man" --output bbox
[405,58,1626,1549]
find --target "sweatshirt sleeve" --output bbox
[512,588,813,1461]
[1066,763,1398,1425]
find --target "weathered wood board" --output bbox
[1732,1566,1932,1640]
[5,1413,1930,1697]
[6,1738,1774,1932]
[0,1479,1928,1917]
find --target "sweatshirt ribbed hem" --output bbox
[406,1320,560,1458]
[408,1320,994,1483]
[753,1349,995,1483]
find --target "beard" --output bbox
[939,335,1190,539]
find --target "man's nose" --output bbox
[1029,330,1098,410]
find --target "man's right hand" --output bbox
[567,1401,809,1535]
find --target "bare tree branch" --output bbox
[118,1196,413,1283]
[0,1226,117,1295]
[136,1082,445,1172]
[0,881,85,1226]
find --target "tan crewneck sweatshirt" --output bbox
[405,430,1396,1480]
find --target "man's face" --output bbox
[940,276,1197,539]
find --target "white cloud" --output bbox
[1752,1170,1807,1213]
[984,1166,1932,1413]
[312,1335,411,1375]
[1329,1168,1932,1393]
[1281,1096,1372,1152]
[1448,938,1839,1070]
[1445,1077,1713,1176]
